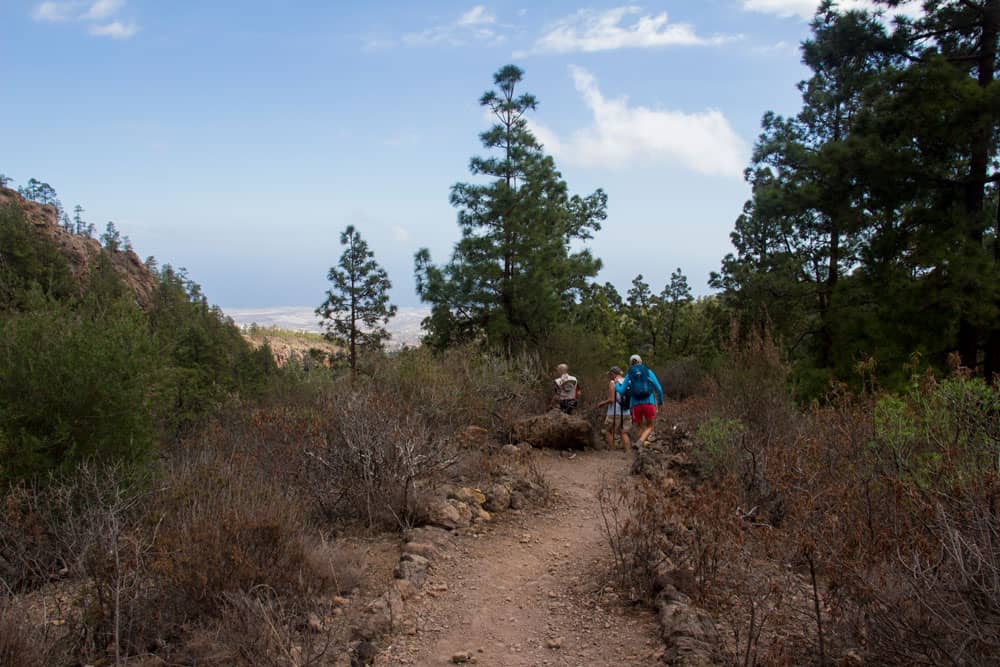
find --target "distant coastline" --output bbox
[224,305,429,349]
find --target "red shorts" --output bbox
[631,403,656,424]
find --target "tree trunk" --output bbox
[960,0,998,374]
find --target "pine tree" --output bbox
[661,268,693,354]
[415,65,606,354]
[317,225,396,374]
[626,275,661,358]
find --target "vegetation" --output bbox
[712,0,1000,393]
[2,3,998,660]
[415,65,607,356]
[316,224,396,375]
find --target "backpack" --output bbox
[628,365,653,401]
[616,381,631,413]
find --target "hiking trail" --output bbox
[377,449,661,666]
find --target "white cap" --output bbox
[629,354,642,365]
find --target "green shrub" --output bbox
[694,417,746,477]
[0,296,159,482]
[0,202,74,309]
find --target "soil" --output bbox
[377,449,662,666]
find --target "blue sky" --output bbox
[1,0,909,309]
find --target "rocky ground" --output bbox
[376,449,662,667]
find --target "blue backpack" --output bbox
[628,365,653,401]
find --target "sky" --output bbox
[0,0,920,309]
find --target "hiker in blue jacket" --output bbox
[615,354,664,447]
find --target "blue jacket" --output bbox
[616,365,663,408]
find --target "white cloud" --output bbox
[402,5,505,47]
[32,0,138,37]
[32,1,80,22]
[530,67,749,179]
[88,20,138,39]
[518,6,734,56]
[456,5,496,26]
[390,225,412,242]
[82,0,124,21]
[741,0,922,20]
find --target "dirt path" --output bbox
[377,449,662,666]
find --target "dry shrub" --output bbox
[205,590,336,667]
[598,476,674,602]
[659,358,705,401]
[0,601,47,667]
[374,345,545,442]
[673,347,1000,664]
[305,386,458,529]
[145,447,321,632]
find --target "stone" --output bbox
[475,508,491,522]
[501,444,520,455]
[449,499,473,527]
[451,651,472,664]
[512,410,594,450]
[353,590,406,640]
[427,500,465,530]
[451,486,487,506]
[546,637,564,649]
[394,578,417,600]
[509,492,527,510]
[406,525,453,548]
[483,483,511,512]
[395,553,430,588]
[403,541,439,560]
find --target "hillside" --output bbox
[0,186,157,308]
[241,325,340,367]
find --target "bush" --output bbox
[0,601,47,667]
[693,417,745,478]
[0,296,158,482]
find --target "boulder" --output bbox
[402,541,439,560]
[427,499,466,530]
[483,483,511,512]
[512,410,593,450]
[450,486,487,507]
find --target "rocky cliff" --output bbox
[0,186,158,308]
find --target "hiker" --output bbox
[616,354,663,447]
[552,363,580,414]
[596,366,632,451]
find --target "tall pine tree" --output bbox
[415,65,606,355]
[317,225,396,374]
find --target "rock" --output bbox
[451,651,472,664]
[352,640,378,666]
[546,637,564,649]
[406,525,453,548]
[395,553,430,588]
[501,444,520,455]
[512,410,593,450]
[474,508,491,522]
[0,187,158,309]
[657,595,721,666]
[451,486,487,507]
[354,590,404,640]
[509,491,527,510]
[484,483,511,512]
[449,499,473,527]
[403,542,439,560]
[427,500,464,530]
[394,578,417,600]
